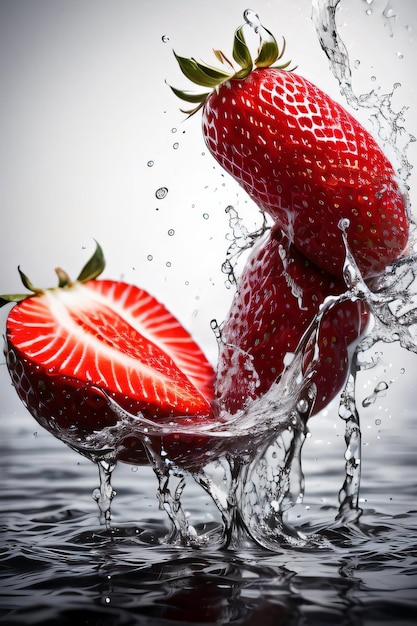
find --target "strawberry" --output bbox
[215,227,370,416]
[171,10,410,279]
[1,243,215,461]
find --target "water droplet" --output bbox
[375,418,381,426]
[362,381,389,407]
[171,127,177,133]
[210,319,222,342]
[370,75,376,82]
[338,217,350,232]
[166,261,172,267]
[161,35,169,43]
[147,160,154,167]
[147,254,153,261]
[203,213,209,219]
[244,9,263,32]
[354,59,360,68]
[155,187,168,200]
[396,51,404,59]
[296,398,309,414]
[173,142,179,149]
[167,228,175,236]
[383,5,395,19]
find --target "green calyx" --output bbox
[171,9,294,116]
[0,240,105,307]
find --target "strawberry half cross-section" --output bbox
[1,242,215,463]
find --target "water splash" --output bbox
[336,363,363,525]
[312,0,415,199]
[52,214,416,546]
[92,459,117,526]
[310,0,416,529]
[221,205,268,288]
[95,267,365,547]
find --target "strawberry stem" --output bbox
[55,267,72,288]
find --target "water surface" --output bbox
[2,364,417,626]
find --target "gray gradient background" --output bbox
[1,0,416,416]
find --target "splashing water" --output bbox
[221,205,269,289]
[59,219,379,548]
[312,0,415,198]
[92,459,117,526]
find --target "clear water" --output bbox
[1,0,417,624]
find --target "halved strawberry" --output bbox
[215,227,370,416]
[1,243,215,459]
[172,11,410,279]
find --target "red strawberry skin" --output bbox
[4,280,215,460]
[215,228,369,416]
[202,68,409,279]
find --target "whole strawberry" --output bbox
[215,227,369,416]
[172,10,410,279]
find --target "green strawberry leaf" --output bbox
[77,240,105,283]
[232,26,252,74]
[169,84,209,104]
[255,27,280,68]
[18,266,42,293]
[173,52,231,88]
[0,293,32,307]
